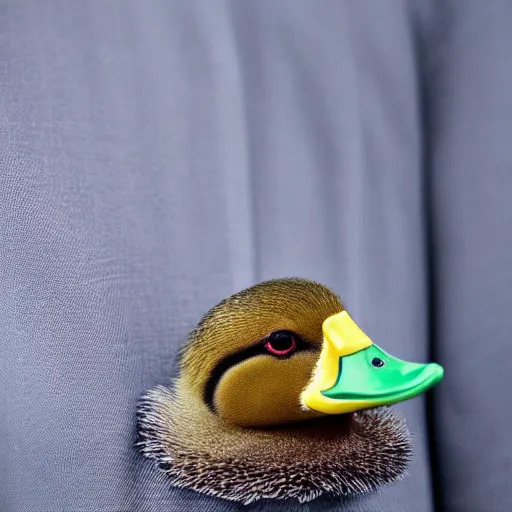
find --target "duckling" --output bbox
[137,278,443,505]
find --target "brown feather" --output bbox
[137,385,411,505]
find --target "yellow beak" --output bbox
[301,311,444,415]
[301,311,373,414]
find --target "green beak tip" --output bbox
[321,344,444,407]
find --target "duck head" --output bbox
[138,278,443,505]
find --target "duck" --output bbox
[137,278,443,505]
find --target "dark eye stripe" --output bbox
[203,333,315,411]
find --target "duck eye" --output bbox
[372,357,385,368]
[265,331,297,356]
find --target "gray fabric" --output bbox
[1,1,511,511]
[424,3,512,511]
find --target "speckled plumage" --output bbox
[137,386,411,505]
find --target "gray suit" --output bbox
[1,1,511,510]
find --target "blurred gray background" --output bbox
[1,1,511,511]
